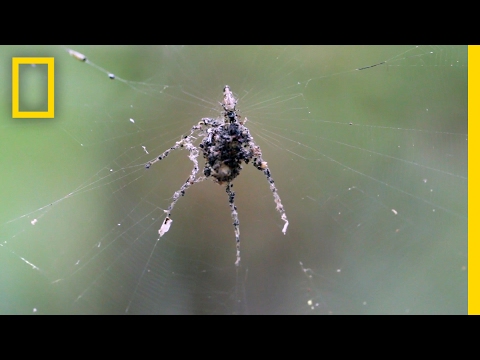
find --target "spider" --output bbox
[145,86,288,265]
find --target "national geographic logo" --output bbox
[12,57,54,118]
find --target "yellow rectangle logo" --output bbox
[469,45,478,314]
[12,57,54,118]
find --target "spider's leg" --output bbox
[158,139,206,237]
[226,182,241,266]
[145,137,190,169]
[253,157,289,235]
[145,122,204,169]
[164,142,203,218]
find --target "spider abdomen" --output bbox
[200,121,252,185]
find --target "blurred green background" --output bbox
[0,46,467,314]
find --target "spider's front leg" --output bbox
[226,182,241,266]
[157,141,207,238]
[145,121,204,169]
[147,122,207,237]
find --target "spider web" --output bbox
[0,45,467,314]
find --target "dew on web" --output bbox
[0,45,467,314]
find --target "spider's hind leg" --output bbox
[253,158,289,235]
[226,182,241,266]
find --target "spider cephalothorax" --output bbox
[146,85,288,265]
